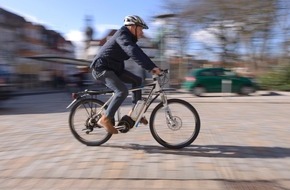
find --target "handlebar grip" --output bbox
[161,69,169,74]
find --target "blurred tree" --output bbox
[277,0,290,59]
[157,1,193,57]
[183,0,277,68]
[159,0,290,72]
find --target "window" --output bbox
[224,70,236,76]
[214,69,224,76]
[199,70,214,76]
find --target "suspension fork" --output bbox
[160,92,174,124]
[154,81,172,120]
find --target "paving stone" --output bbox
[1,92,290,189]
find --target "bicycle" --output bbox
[67,69,201,149]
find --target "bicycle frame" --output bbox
[127,74,166,128]
[67,71,173,129]
[67,69,201,149]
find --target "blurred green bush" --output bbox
[257,64,290,91]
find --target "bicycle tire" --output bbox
[149,99,200,149]
[69,98,112,146]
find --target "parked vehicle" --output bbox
[182,67,257,96]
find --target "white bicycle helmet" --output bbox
[124,15,149,29]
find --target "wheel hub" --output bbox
[166,116,182,131]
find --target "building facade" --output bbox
[0,7,75,89]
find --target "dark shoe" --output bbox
[140,116,148,125]
[97,114,118,134]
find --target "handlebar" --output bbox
[161,69,169,74]
[152,69,169,86]
[152,69,169,77]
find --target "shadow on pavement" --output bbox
[198,92,283,98]
[0,93,71,115]
[260,91,283,96]
[103,144,290,159]
[0,94,134,115]
[0,104,68,115]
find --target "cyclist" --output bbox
[90,15,161,134]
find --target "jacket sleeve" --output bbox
[116,30,157,71]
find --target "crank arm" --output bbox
[115,125,126,131]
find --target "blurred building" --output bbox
[0,7,75,89]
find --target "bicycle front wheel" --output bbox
[149,99,200,149]
[69,98,112,146]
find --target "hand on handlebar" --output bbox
[151,67,162,75]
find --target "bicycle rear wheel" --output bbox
[69,98,112,146]
[149,99,200,149]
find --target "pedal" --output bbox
[115,125,126,131]
[82,128,92,134]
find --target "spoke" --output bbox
[150,99,200,149]
[69,99,111,146]
[81,101,97,117]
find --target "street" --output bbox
[0,91,290,189]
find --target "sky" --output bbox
[0,0,224,60]
[0,0,164,52]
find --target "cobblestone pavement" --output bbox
[0,91,290,189]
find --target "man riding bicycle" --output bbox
[90,15,161,134]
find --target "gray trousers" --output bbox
[93,70,142,119]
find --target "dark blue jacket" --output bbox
[90,26,157,75]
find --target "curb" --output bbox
[11,89,66,97]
